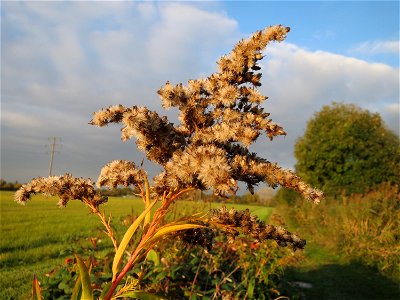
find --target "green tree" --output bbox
[295,103,400,196]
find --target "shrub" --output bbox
[295,103,400,196]
[42,231,302,300]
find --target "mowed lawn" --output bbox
[0,191,272,299]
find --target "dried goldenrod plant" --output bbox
[16,25,323,299]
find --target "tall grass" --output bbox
[276,183,400,280]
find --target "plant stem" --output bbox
[96,210,118,252]
[84,200,118,252]
[104,243,144,300]
[189,251,205,297]
[104,187,195,299]
[211,265,241,300]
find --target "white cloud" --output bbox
[137,2,157,20]
[1,111,44,130]
[264,43,398,107]
[381,103,400,132]
[147,3,238,77]
[351,40,400,55]
[252,42,399,169]
[1,1,239,182]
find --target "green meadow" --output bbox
[0,191,272,299]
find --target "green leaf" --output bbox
[70,275,82,300]
[146,249,160,266]
[112,200,157,279]
[32,274,42,300]
[75,256,93,300]
[72,257,92,300]
[246,277,255,299]
[117,290,168,299]
[146,223,204,246]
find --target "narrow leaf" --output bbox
[146,223,204,245]
[75,256,93,300]
[143,175,151,227]
[32,274,42,300]
[70,275,82,300]
[112,200,157,279]
[247,277,255,299]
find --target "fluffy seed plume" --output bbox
[209,207,306,250]
[97,160,145,188]
[91,106,185,165]
[14,174,107,208]
[88,25,323,202]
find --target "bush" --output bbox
[142,236,302,300]
[295,103,400,196]
[98,187,138,197]
[42,230,303,300]
[274,188,300,206]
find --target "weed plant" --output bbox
[40,212,301,300]
[14,25,322,299]
[136,236,301,300]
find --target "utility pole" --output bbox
[47,137,61,176]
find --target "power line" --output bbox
[46,137,61,176]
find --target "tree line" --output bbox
[0,180,23,191]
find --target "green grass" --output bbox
[0,191,272,299]
[0,191,144,299]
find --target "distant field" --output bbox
[0,191,272,299]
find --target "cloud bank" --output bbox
[255,43,399,169]
[2,2,398,187]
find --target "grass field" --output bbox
[0,190,272,299]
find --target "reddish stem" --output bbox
[103,188,194,299]
[104,255,137,299]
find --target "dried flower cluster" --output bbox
[90,25,323,203]
[177,226,216,251]
[97,160,146,188]
[209,207,305,250]
[14,174,106,208]
[177,206,305,251]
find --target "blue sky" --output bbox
[225,1,399,66]
[1,1,399,190]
